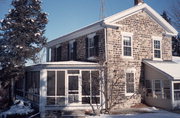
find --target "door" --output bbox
[68,75,80,104]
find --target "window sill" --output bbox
[125,93,134,96]
[122,56,134,60]
[153,58,163,61]
[87,56,97,61]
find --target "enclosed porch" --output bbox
[143,60,180,110]
[15,61,105,116]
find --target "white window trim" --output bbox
[121,32,133,59]
[152,36,162,61]
[125,68,135,96]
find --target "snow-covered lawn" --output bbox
[0,98,34,118]
[87,108,180,118]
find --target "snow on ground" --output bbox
[87,108,180,118]
[0,99,34,117]
[173,56,180,64]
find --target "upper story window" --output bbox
[48,45,61,62]
[122,32,133,58]
[86,33,99,59]
[68,40,77,60]
[153,36,162,60]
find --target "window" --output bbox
[154,80,161,93]
[122,32,133,57]
[68,41,77,60]
[82,71,100,104]
[86,33,99,59]
[153,37,162,59]
[126,73,134,95]
[174,83,180,100]
[145,80,152,97]
[49,45,61,62]
[163,80,170,99]
[23,71,40,103]
[47,71,65,105]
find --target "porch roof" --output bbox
[26,61,100,70]
[143,58,180,80]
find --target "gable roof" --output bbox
[47,3,178,48]
[104,3,178,36]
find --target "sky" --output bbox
[0,0,177,42]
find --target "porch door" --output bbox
[68,75,80,104]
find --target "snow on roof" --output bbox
[144,59,180,80]
[172,56,180,64]
[30,61,99,66]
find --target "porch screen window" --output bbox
[47,71,65,105]
[126,73,134,94]
[163,80,170,99]
[154,40,161,58]
[154,80,161,93]
[24,71,40,103]
[145,80,152,97]
[174,83,180,100]
[123,36,132,56]
[82,71,100,104]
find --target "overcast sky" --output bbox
[0,0,177,42]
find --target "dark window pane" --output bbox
[68,95,79,103]
[174,91,180,100]
[126,73,134,93]
[68,70,79,74]
[47,97,55,105]
[92,71,100,95]
[34,71,40,94]
[82,97,90,104]
[174,83,180,90]
[146,80,151,88]
[47,71,55,96]
[69,76,78,90]
[92,97,100,104]
[124,47,131,56]
[57,71,65,96]
[154,50,161,58]
[57,97,65,106]
[82,71,90,95]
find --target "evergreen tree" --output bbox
[0,0,48,106]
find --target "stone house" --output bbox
[15,0,180,117]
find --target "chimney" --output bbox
[134,0,144,5]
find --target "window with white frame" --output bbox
[153,37,162,59]
[126,73,134,95]
[154,80,161,93]
[122,33,133,57]
[86,33,99,59]
[145,80,153,97]
[47,71,65,106]
[174,83,180,100]
[163,80,170,99]
[82,71,100,104]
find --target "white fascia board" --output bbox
[104,3,146,23]
[104,3,178,36]
[46,21,104,48]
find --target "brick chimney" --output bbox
[134,0,144,5]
